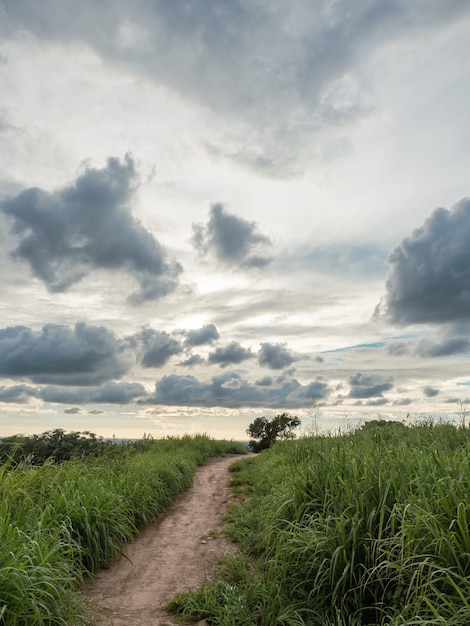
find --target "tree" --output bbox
[247,412,301,452]
[0,429,110,466]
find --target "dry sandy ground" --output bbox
[82,454,249,625]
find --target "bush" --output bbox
[0,429,110,466]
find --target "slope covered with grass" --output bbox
[169,422,470,625]
[0,434,244,625]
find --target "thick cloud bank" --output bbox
[40,382,146,404]
[1,155,182,303]
[192,203,272,268]
[0,323,131,385]
[146,371,329,408]
[0,381,146,405]
[379,198,470,325]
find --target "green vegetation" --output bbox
[169,421,470,625]
[0,429,111,465]
[247,412,301,452]
[0,434,244,625]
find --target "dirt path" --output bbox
[82,454,248,625]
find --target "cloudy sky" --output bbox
[1,0,470,439]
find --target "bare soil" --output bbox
[82,454,249,625]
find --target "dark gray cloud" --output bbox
[0,380,146,405]
[64,407,81,414]
[365,398,389,406]
[290,380,330,403]
[423,386,440,397]
[386,328,470,358]
[145,371,329,408]
[208,341,253,368]
[255,376,273,387]
[258,342,295,370]
[0,323,131,385]
[184,323,219,347]
[394,398,412,406]
[3,1,467,175]
[276,368,297,383]
[348,371,394,398]
[0,384,37,403]
[178,354,204,368]
[138,328,183,368]
[414,334,470,358]
[451,397,470,408]
[1,155,182,303]
[378,198,470,325]
[39,382,146,404]
[192,204,272,268]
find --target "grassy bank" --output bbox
[0,434,245,625]
[169,422,470,625]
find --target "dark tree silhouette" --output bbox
[247,412,301,452]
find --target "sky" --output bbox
[1,0,470,440]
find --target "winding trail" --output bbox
[82,454,248,625]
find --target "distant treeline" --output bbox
[0,428,111,465]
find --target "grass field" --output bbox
[0,434,244,625]
[169,421,470,625]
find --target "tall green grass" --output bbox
[168,422,470,625]
[0,434,244,625]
